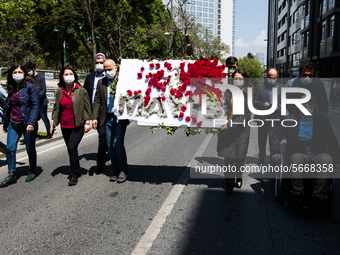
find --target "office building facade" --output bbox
[267,0,340,77]
[163,0,235,56]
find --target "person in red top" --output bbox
[51,67,92,185]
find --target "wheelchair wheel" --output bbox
[324,179,334,213]
[274,154,285,200]
[283,191,291,211]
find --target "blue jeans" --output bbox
[40,104,51,135]
[105,114,128,173]
[6,122,38,173]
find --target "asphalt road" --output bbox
[0,111,340,255]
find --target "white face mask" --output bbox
[64,75,75,84]
[106,70,116,80]
[233,80,244,88]
[13,74,24,83]
[96,64,104,72]
[28,71,34,77]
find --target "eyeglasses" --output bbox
[96,61,104,64]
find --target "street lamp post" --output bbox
[53,18,68,67]
[170,0,173,57]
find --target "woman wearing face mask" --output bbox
[0,64,40,188]
[217,69,255,194]
[51,67,92,186]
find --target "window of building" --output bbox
[218,0,221,2]
[218,4,221,8]
[203,13,208,17]
[191,1,196,4]
[197,12,202,17]
[186,11,190,15]
[197,18,202,22]
[321,20,326,40]
[329,15,335,37]
[209,9,213,13]
[197,7,202,11]
[209,3,214,7]
[209,24,213,29]
[218,31,220,35]
[232,31,235,35]
[328,0,335,10]
[209,0,214,2]
[191,11,195,15]
[209,19,213,23]
[203,8,208,12]
[191,6,196,11]
[203,2,208,6]
[209,14,213,18]
[218,15,220,19]
[322,0,327,14]
[197,1,202,6]
[203,18,208,23]
[203,23,208,27]
[218,9,220,14]
[305,1,310,27]
[218,20,220,24]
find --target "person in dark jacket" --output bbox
[217,69,253,194]
[83,53,108,172]
[24,61,52,138]
[51,67,92,186]
[271,96,340,208]
[253,68,284,165]
[288,61,328,117]
[0,64,40,187]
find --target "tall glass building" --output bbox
[163,0,235,56]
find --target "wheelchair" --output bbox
[274,153,334,212]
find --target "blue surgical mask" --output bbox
[301,77,313,85]
[267,78,277,86]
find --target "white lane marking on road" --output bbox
[131,134,213,255]
[0,131,97,173]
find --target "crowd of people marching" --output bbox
[0,55,339,210]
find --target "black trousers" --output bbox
[61,127,84,177]
[224,158,244,182]
[97,123,108,166]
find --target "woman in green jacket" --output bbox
[51,67,92,186]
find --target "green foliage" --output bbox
[152,124,178,136]
[238,57,263,78]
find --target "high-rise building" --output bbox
[267,0,340,77]
[256,52,266,66]
[162,0,235,56]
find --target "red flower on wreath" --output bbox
[149,63,154,68]
[137,73,143,79]
[155,63,161,69]
[127,90,132,97]
[196,121,203,127]
[192,117,197,124]
[179,112,184,118]
[185,116,190,122]
[181,106,187,112]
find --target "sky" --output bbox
[234,0,268,59]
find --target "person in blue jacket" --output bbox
[0,64,40,187]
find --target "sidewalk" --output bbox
[0,111,63,159]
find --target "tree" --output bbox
[238,57,263,78]
[247,52,254,59]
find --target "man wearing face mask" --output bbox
[253,68,283,165]
[24,62,51,138]
[84,53,108,172]
[270,96,340,208]
[92,59,130,183]
[288,61,328,117]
